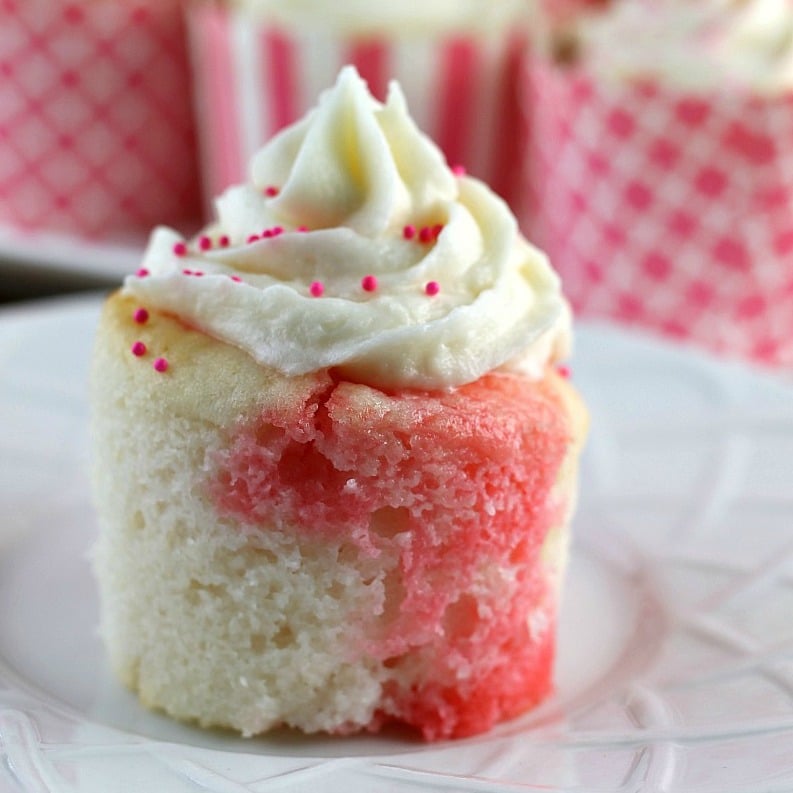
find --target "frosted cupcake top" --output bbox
[224,0,526,34]
[124,67,570,390]
[562,0,793,93]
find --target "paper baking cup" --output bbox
[187,3,528,215]
[525,58,793,368]
[0,0,201,239]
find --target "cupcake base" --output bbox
[90,292,587,741]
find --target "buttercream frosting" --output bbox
[124,67,570,390]
[225,0,526,35]
[572,0,793,93]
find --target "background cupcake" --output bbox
[0,0,201,240]
[187,0,530,216]
[524,0,793,369]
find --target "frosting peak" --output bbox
[249,69,456,236]
[124,68,570,390]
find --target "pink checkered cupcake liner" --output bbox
[186,3,528,217]
[525,57,793,369]
[0,0,201,240]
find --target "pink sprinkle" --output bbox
[173,241,188,257]
[361,274,378,292]
[425,281,440,296]
[418,226,433,243]
[182,268,193,275]
[557,365,571,379]
[264,185,279,197]
[297,225,309,232]
[403,225,416,240]
[135,267,149,278]
[247,234,260,244]
[309,281,324,297]
[451,164,467,176]
[198,235,212,251]
[229,274,242,283]
[432,224,444,239]
[262,229,273,238]
[219,235,230,247]
[193,270,205,277]
[272,226,284,236]
[133,307,149,324]
[131,340,146,357]
[153,357,169,373]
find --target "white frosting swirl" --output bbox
[227,0,526,35]
[124,67,570,390]
[575,0,793,93]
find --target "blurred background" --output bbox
[2,0,792,372]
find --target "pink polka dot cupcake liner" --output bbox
[524,57,793,369]
[0,0,201,239]
[186,3,528,217]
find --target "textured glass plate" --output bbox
[1,296,793,793]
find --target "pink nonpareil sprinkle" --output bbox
[403,225,416,240]
[451,164,466,176]
[264,185,279,197]
[173,241,188,257]
[131,340,147,357]
[425,281,440,296]
[309,281,324,297]
[219,235,231,247]
[133,307,149,324]
[418,226,433,243]
[198,235,212,251]
[135,267,149,278]
[432,224,444,239]
[557,365,571,379]
[153,357,169,373]
[229,274,242,283]
[297,225,309,233]
[247,234,260,244]
[361,274,378,292]
[182,268,193,276]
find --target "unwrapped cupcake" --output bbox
[187,0,530,216]
[525,0,793,368]
[90,67,587,741]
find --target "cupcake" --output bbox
[186,0,529,216]
[90,67,587,741]
[525,0,793,367]
[0,0,200,239]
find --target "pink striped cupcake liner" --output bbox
[187,3,528,216]
[0,0,201,240]
[525,57,793,369]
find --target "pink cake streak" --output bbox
[211,370,571,740]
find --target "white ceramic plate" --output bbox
[1,296,793,793]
